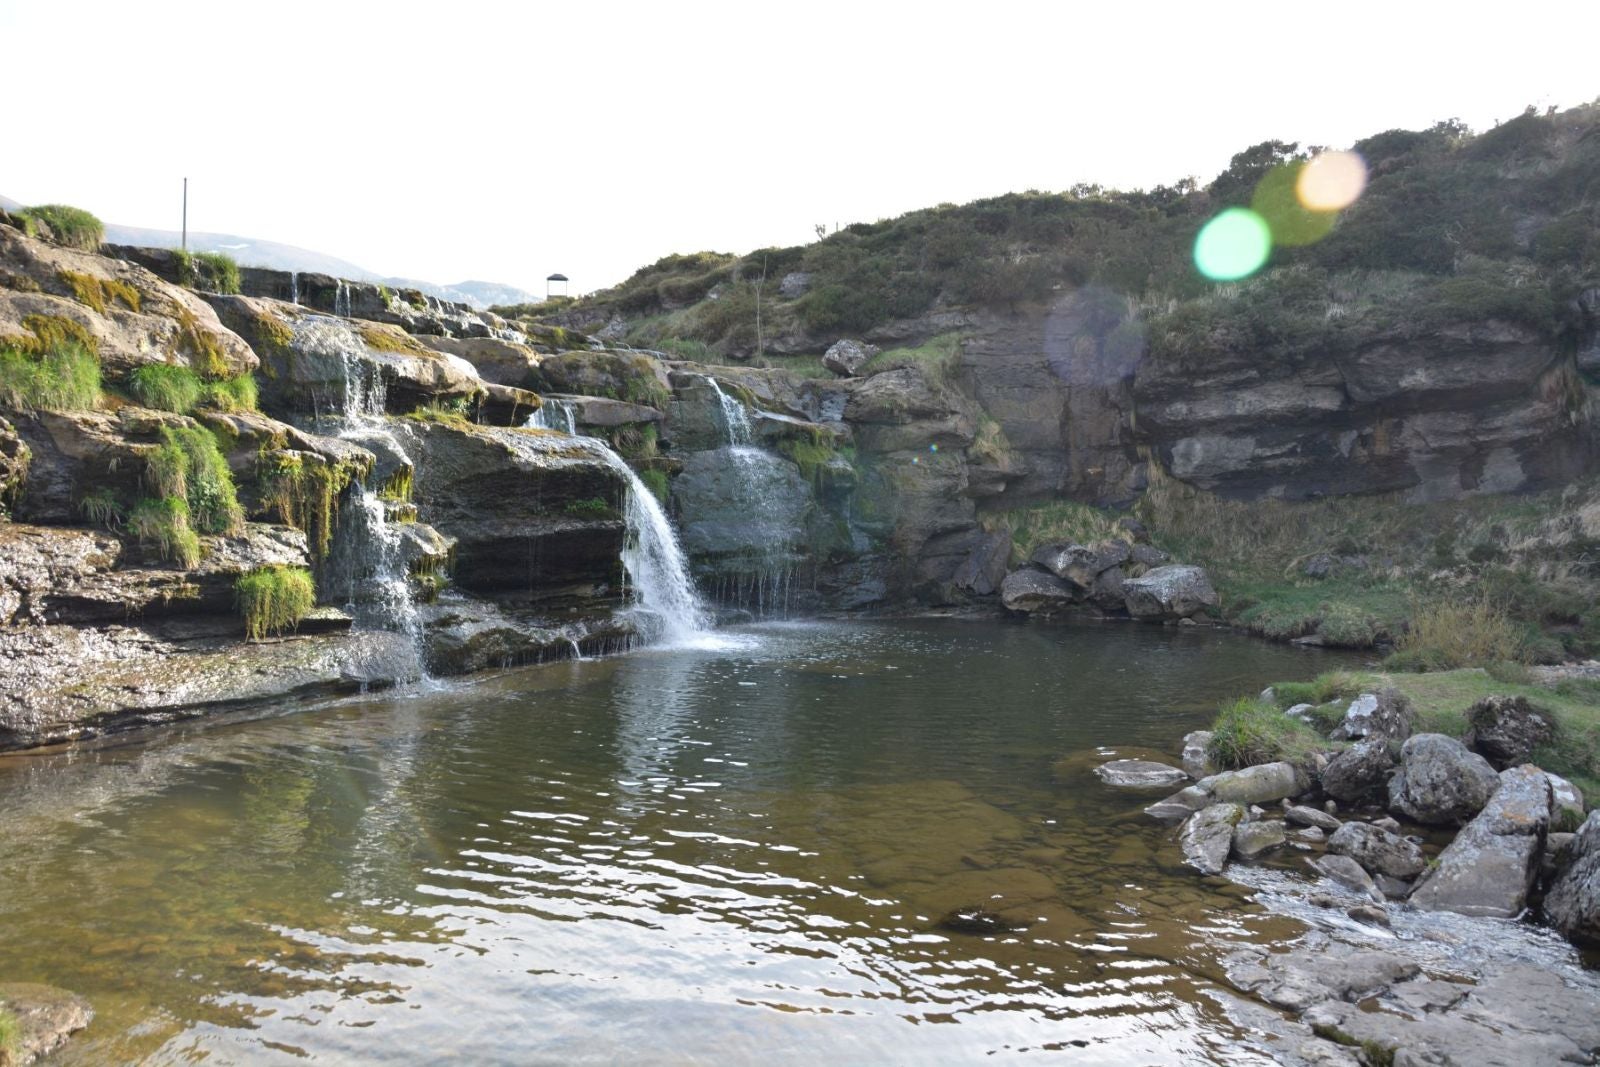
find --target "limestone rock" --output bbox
[1329,687,1413,743]
[1181,730,1215,779]
[1410,764,1550,918]
[822,338,879,377]
[1094,759,1189,788]
[1307,854,1383,902]
[1179,802,1245,875]
[1121,564,1218,620]
[1327,821,1426,879]
[1232,819,1287,860]
[1286,805,1342,832]
[999,567,1075,615]
[1547,771,1587,833]
[1388,733,1501,826]
[1543,810,1600,945]
[1463,694,1556,769]
[0,983,93,1065]
[1198,761,1306,805]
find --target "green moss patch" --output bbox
[58,269,142,315]
[236,565,316,641]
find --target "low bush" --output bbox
[18,203,104,250]
[1387,599,1525,671]
[235,565,315,640]
[1207,697,1329,769]
[0,341,102,412]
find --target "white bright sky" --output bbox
[4,1,1597,296]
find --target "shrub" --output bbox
[1387,599,1525,670]
[145,425,243,535]
[128,363,204,412]
[129,495,203,568]
[0,342,102,412]
[235,565,315,640]
[18,203,104,250]
[1207,697,1328,769]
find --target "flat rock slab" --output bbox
[0,983,93,1065]
[1286,805,1342,832]
[1093,759,1188,788]
[1179,803,1244,875]
[1232,819,1287,861]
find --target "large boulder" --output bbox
[531,349,670,408]
[1030,539,1130,592]
[1320,739,1397,804]
[1121,564,1218,620]
[1387,733,1501,826]
[1327,821,1426,879]
[1179,802,1245,875]
[999,568,1076,615]
[415,334,541,389]
[1463,695,1556,770]
[1329,688,1414,743]
[822,338,879,377]
[949,528,1012,597]
[1545,810,1600,945]
[1409,763,1551,918]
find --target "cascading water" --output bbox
[334,279,352,318]
[523,408,713,646]
[699,376,802,617]
[290,271,300,306]
[292,315,428,676]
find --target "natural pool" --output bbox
[0,619,1355,1064]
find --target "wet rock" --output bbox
[1296,826,1327,843]
[1329,687,1413,743]
[413,334,540,389]
[1121,564,1218,620]
[1307,854,1382,902]
[1547,772,1587,833]
[1463,694,1555,770]
[1372,873,1413,900]
[1199,761,1306,806]
[1144,785,1211,822]
[1093,759,1188,788]
[1223,941,1417,1012]
[0,983,93,1065]
[822,338,879,378]
[1409,764,1551,918]
[1388,733,1501,826]
[1030,539,1129,591]
[1371,816,1401,834]
[936,906,1018,936]
[1327,821,1426,879]
[999,567,1075,615]
[1543,810,1600,945]
[1286,805,1342,832]
[1346,904,1390,927]
[1181,730,1215,778]
[1179,802,1244,875]
[1232,819,1287,860]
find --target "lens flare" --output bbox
[1252,163,1337,247]
[1194,208,1271,281]
[1297,151,1367,211]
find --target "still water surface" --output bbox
[0,619,1352,1064]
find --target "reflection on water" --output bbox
[0,619,1351,1064]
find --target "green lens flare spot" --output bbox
[1252,162,1337,248]
[1194,208,1272,281]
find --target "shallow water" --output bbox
[0,619,1355,1064]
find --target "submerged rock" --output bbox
[936,906,1017,936]
[1179,802,1245,875]
[0,983,93,1066]
[1093,759,1188,788]
[1409,764,1551,919]
[1387,733,1501,826]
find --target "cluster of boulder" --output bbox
[1000,523,1219,624]
[1097,688,1600,947]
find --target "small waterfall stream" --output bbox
[522,409,714,647]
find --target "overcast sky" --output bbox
[4,1,1597,296]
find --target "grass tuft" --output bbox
[145,425,243,535]
[0,341,102,412]
[18,203,104,250]
[1207,696,1330,769]
[129,495,203,568]
[128,363,203,413]
[1387,599,1525,671]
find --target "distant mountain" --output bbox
[0,194,538,310]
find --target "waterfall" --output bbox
[290,271,300,306]
[523,408,713,646]
[335,279,352,318]
[291,315,427,676]
[703,376,752,445]
[527,399,577,435]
